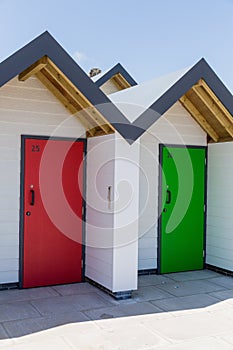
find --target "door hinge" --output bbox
[81,260,84,269]
[203,250,205,258]
[205,157,207,165]
[204,204,206,212]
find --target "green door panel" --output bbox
[160,146,206,274]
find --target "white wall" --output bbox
[112,134,139,292]
[206,142,233,271]
[0,76,85,283]
[100,80,122,95]
[139,101,207,270]
[85,133,139,293]
[85,134,115,290]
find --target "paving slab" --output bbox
[0,324,9,340]
[3,312,90,338]
[117,301,163,317]
[207,305,233,321]
[132,286,173,301]
[31,292,111,316]
[52,282,98,296]
[1,337,73,350]
[63,328,114,350]
[0,339,15,349]
[12,320,99,344]
[156,279,226,297]
[53,282,120,306]
[0,287,59,304]
[73,292,113,310]
[209,289,233,302]
[93,288,120,305]
[220,334,233,347]
[31,295,84,316]
[152,337,233,350]
[84,301,163,320]
[167,270,221,281]
[138,275,173,287]
[64,322,169,350]
[95,312,174,333]
[205,299,233,312]
[210,276,233,289]
[151,293,220,312]
[85,305,126,320]
[0,302,40,322]
[142,312,233,341]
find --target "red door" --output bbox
[22,137,84,288]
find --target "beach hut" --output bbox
[0,32,232,298]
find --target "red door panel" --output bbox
[22,138,84,288]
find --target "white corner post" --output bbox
[85,133,140,298]
[112,133,140,295]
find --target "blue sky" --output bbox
[0,0,233,91]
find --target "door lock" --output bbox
[26,211,31,216]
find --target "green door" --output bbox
[159,145,206,274]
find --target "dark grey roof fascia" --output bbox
[133,58,233,139]
[0,31,232,144]
[0,31,133,137]
[94,63,137,88]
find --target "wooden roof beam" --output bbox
[180,95,219,142]
[87,125,115,138]
[36,70,77,114]
[213,136,233,143]
[19,56,48,81]
[36,70,95,136]
[197,79,233,122]
[112,73,131,90]
[45,59,114,135]
[192,85,233,138]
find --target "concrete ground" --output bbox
[0,270,233,349]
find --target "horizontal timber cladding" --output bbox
[0,75,85,284]
[138,101,207,270]
[85,132,139,292]
[206,142,233,271]
[85,134,115,291]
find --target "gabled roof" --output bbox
[93,63,137,89]
[0,31,233,144]
[110,60,233,143]
[0,31,126,137]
